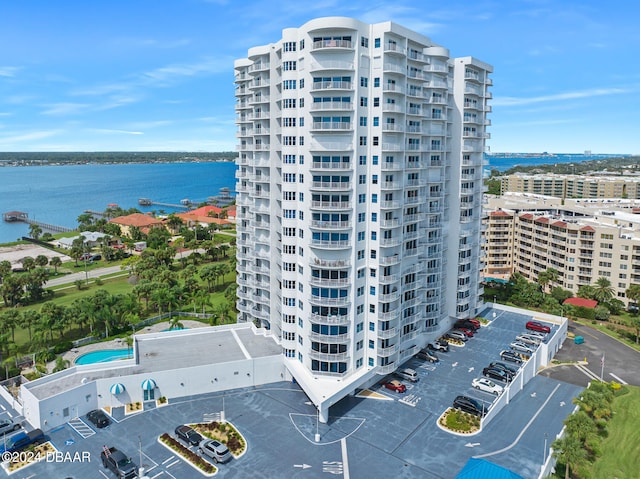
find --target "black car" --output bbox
[500,350,524,364]
[483,367,511,383]
[86,409,111,428]
[452,395,485,416]
[454,320,479,331]
[489,361,519,376]
[175,425,204,447]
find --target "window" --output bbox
[359,174,366,184]
[358,194,366,203]
[283,209,296,219]
[283,79,297,89]
[374,77,380,87]
[359,136,367,146]
[372,174,378,184]
[361,36,369,48]
[360,77,368,87]
[299,79,304,88]
[357,249,364,260]
[283,61,297,71]
[283,154,296,164]
[371,212,377,222]
[374,38,380,48]
[372,155,379,165]
[371,231,377,240]
[283,98,297,108]
[357,231,365,241]
[283,191,296,200]
[370,249,377,259]
[357,287,364,296]
[373,117,379,126]
[359,117,367,126]
[359,155,366,165]
[373,136,379,146]
[371,194,378,203]
[373,97,380,107]
[369,340,374,349]
[358,212,365,222]
[283,41,297,52]
[370,286,376,296]
[356,322,363,332]
[360,97,368,107]
[283,118,296,127]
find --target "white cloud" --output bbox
[41,102,90,116]
[139,57,230,86]
[0,130,61,144]
[88,128,144,135]
[0,66,21,78]
[493,87,631,107]
[110,37,191,49]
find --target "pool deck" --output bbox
[54,319,210,371]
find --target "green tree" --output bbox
[552,434,589,479]
[0,309,21,343]
[593,277,614,304]
[577,285,596,300]
[199,264,217,292]
[35,254,49,268]
[20,309,39,342]
[49,256,62,274]
[594,305,610,321]
[21,256,35,271]
[29,223,43,240]
[1,274,24,306]
[52,355,70,373]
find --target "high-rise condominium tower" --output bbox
[234,17,492,421]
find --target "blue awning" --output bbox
[110,383,125,395]
[141,379,157,391]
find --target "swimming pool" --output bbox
[75,349,132,365]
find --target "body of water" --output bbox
[0,162,237,244]
[486,153,626,171]
[74,348,131,365]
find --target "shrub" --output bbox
[53,341,74,354]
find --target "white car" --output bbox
[510,341,535,354]
[515,334,541,346]
[472,377,504,395]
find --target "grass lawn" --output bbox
[589,386,640,479]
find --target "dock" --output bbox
[138,198,191,209]
[2,211,75,233]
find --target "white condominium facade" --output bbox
[234,17,492,421]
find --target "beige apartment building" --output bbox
[483,193,640,306]
[501,173,640,199]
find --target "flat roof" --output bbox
[24,323,282,400]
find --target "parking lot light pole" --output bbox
[315,407,320,443]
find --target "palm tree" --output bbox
[20,309,39,342]
[35,254,49,268]
[168,315,184,330]
[21,256,35,271]
[49,256,62,274]
[29,223,42,240]
[552,434,588,479]
[593,277,614,304]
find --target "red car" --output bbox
[468,318,481,329]
[383,380,407,393]
[526,321,551,334]
[455,327,474,337]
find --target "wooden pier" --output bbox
[138,198,191,209]
[2,211,75,233]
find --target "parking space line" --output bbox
[162,456,175,465]
[150,472,165,479]
[575,363,599,381]
[341,437,350,479]
[609,373,628,385]
[166,459,180,468]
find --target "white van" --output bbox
[396,368,419,382]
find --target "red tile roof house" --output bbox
[108,213,166,238]
[176,205,233,228]
[563,297,598,308]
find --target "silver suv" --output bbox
[396,368,419,382]
[199,439,232,464]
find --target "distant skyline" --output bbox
[1,0,638,154]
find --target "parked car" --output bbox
[526,321,551,334]
[483,367,511,383]
[0,418,21,436]
[198,438,232,464]
[455,327,474,337]
[87,409,111,429]
[500,350,524,364]
[80,252,92,261]
[0,429,45,454]
[485,364,514,380]
[510,341,535,354]
[383,380,407,393]
[516,334,541,345]
[396,368,419,382]
[428,340,450,352]
[489,361,519,376]
[175,425,204,447]
[416,348,439,363]
[447,330,468,342]
[89,254,102,262]
[467,318,481,329]
[452,395,485,416]
[455,320,479,331]
[472,377,504,395]
[101,446,137,479]
[523,331,546,341]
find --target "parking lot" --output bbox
[1,307,583,479]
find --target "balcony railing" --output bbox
[312,39,353,50]
[310,201,351,210]
[310,101,353,111]
[310,313,350,325]
[310,220,352,229]
[312,80,353,90]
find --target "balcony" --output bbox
[310,160,352,169]
[309,142,354,153]
[380,218,400,228]
[248,62,270,73]
[378,344,398,357]
[380,200,402,209]
[310,239,351,249]
[311,121,353,131]
[378,291,400,302]
[311,39,353,50]
[379,273,399,284]
[383,83,405,94]
[311,80,353,91]
[309,276,350,287]
[378,327,398,340]
[310,257,351,268]
[309,295,350,306]
[309,60,355,72]
[382,103,405,113]
[382,123,404,133]
[379,254,400,265]
[310,313,350,325]
[380,237,402,247]
[309,332,350,343]
[310,220,352,229]
[308,350,349,362]
[310,101,353,111]
[310,201,352,210]
[310,181,352,191]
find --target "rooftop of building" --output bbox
[109,212,165,227]
[24,323,282,400]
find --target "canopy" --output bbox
[141,379,157,391]
[109,383,125,395]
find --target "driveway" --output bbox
[539,320,640,387]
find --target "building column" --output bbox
[319,402,329,424]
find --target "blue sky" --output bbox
[1,0,638,154]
